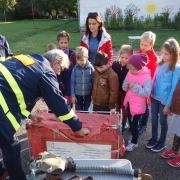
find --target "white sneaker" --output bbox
[126,143,138,151]
[128,136,132,144]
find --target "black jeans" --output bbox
[127,103,142,144]
[139,106,149,127]
[93,104,110,112]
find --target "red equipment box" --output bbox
[27,110,125,159]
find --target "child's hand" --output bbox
[124,83,129,89]
[71,97,77,104]
[129,82,135,89]
[30,114,45,123]
[147,97,151,106]
[163,106,170,115]
[110,108,116,114]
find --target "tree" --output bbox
[0,0,17,21]
[50,0,77,19]
[62,0,78,17]
[25,0,77,19]
[4,0,78,20]
[34,0,54,19]
[124,3,140,23]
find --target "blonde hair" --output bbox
[117,44,133,61]
[75,46,88,59]
[43,49,70,69]
[158,37,180,71]
[45,43,57,52]
[141,31,156,44]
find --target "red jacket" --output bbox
[136,48,157,79]
[80,27,113,64]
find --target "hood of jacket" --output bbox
[81,27,111,48]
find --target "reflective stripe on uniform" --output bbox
[0,92,20,131]
[58,109,75,121]
[0,63,30,118]
[13,54,35,66]
[5,56,11,60]
[0,57,5,62]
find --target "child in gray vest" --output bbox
[71,46,94,111]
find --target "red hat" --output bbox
[128,53,149,71]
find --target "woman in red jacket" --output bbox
[80,12,113,65]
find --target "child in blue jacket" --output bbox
[146,38,180,152]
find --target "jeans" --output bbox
[139,106,149,127]
[75,94,91,111]
[127,103,142,144]
[151,97,168,144]
[0,133,26,180]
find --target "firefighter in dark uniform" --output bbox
[0,49,90,180]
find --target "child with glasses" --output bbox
[71,46,94,111]
[80,12,113,65]
[123,54,152,151]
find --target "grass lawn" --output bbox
[0,19,180,55]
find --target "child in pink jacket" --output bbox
[123,53,152,151]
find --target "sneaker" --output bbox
[151,141,167,152]
[146,138,157,149]
[128,136,132,144]
[122,122,128,133]
[126,143,138,151]
[168,156,180,167]
[161,149,180,158]
[0,170,9,180]
[139,126,146,134]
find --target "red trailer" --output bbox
[27,110,125,160]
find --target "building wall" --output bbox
[78,0,180,27]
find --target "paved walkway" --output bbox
[7,100,177,180]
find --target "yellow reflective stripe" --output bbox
[0,63,30,117]
[58,109,75,121]
[0,57,5,61]
[5,56,11,60]
[0,92,20,131]
[13,54,35,66]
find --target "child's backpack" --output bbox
[0,34,13,62]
